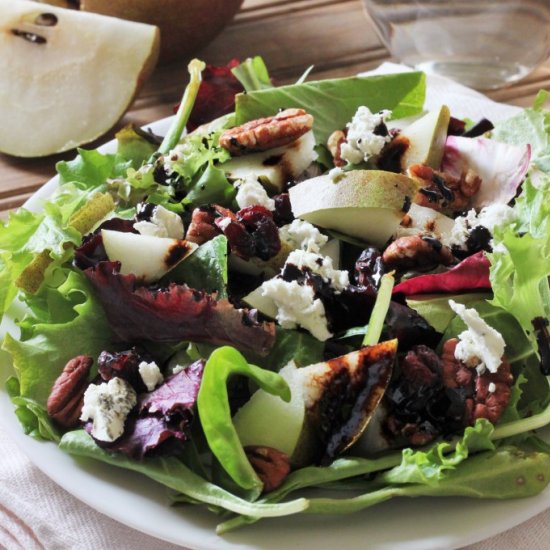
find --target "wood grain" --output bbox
[1,0,549,217]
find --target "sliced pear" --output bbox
[222,131,317,193]
[289,170,418,248]
[233,341,396,466]
[101,229,197,283]
[398,105,450,171]
[395,203,455,242]
[0,0,160,157]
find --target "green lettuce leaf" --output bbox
[60,429,308,519]
[231,56,273,92]
[235,71,426,143]
[2,269,113,408]
[116,125,160,169]
[5,376,60,442]
[489,175,550,351]
[57,148,130,188]
[259,327,325,371]
[381,419,494,485]
[166,235,229,298]
[492,91,550,173]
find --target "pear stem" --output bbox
[154,59,206,159]
[362,271,395,347]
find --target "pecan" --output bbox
[219,108,314,155]
[327,129,346,167]
[47,355,93,428]
[382,235,454,271]
[244,445,291,493]
[410,163,482,213]
[186,207,219,245]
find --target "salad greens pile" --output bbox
[1,57,550,534]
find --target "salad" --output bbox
[1,57,550,535]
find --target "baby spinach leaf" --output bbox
[235,71,426,143]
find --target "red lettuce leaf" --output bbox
[141,360,204,416]
[96,415,188,460]
[84,262,276,356]
[184,59,243,132]
[393,252,491,296]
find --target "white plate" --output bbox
[1,94,548,550]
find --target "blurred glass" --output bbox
[362,0,550,89]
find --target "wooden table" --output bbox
[2,0,550,215]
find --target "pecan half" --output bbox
[245,445,291,493]
[382,234,454,271]
[327,129,346,167]
[410,163,482,213]
[219,108,313,155]
[47,355,93,428]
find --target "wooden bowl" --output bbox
[81,0,245,63]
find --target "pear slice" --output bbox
[0,0,160,157]
[101,230,197,283]
[289,170,418,248]
[233,340,396,466]
[222,131,317,193]
[398,105,451,171]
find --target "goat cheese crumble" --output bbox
[235,175,275,210]
[80,378,137,442]
[138,360,164,392]
[286,249,349,291]
[340,107,391,165]
[448,204,515,249]
[260,279,332,341]
[449,300,506,374]
[279,219,328,254]
[258,250,349,341]
[134,205,184,239]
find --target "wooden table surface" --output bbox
[2,0,550,216]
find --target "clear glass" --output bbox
[362,0,550,89]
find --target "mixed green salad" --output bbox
[1,57,550,534]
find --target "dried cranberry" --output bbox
[237,205,273,227]
[216,218,255,260]
[272,193,294,226]
[97,348,150,393]
[355,247,385,289]
[252,217,281,260]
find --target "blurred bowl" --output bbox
[78,0,244,63]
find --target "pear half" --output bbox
[289,170,418,248]
[233,340,396,466]
[0,0,160,157]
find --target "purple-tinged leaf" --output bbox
[103,415,188,459]
[442,136,530,208]
[393,251,491,296]
[84,262,275,356]
[141,360,204,416]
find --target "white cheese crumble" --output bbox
[286,249,349,292]
[340,107,391,165]
[138,360,164,392]
[448,300,506,374]
[134,205,184,239]
[488,382,496,393]
[279,219,328,254]
[447,204,515,249]
[80,378,137,442]
[235,175,275,211]
[260,279,332,341]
